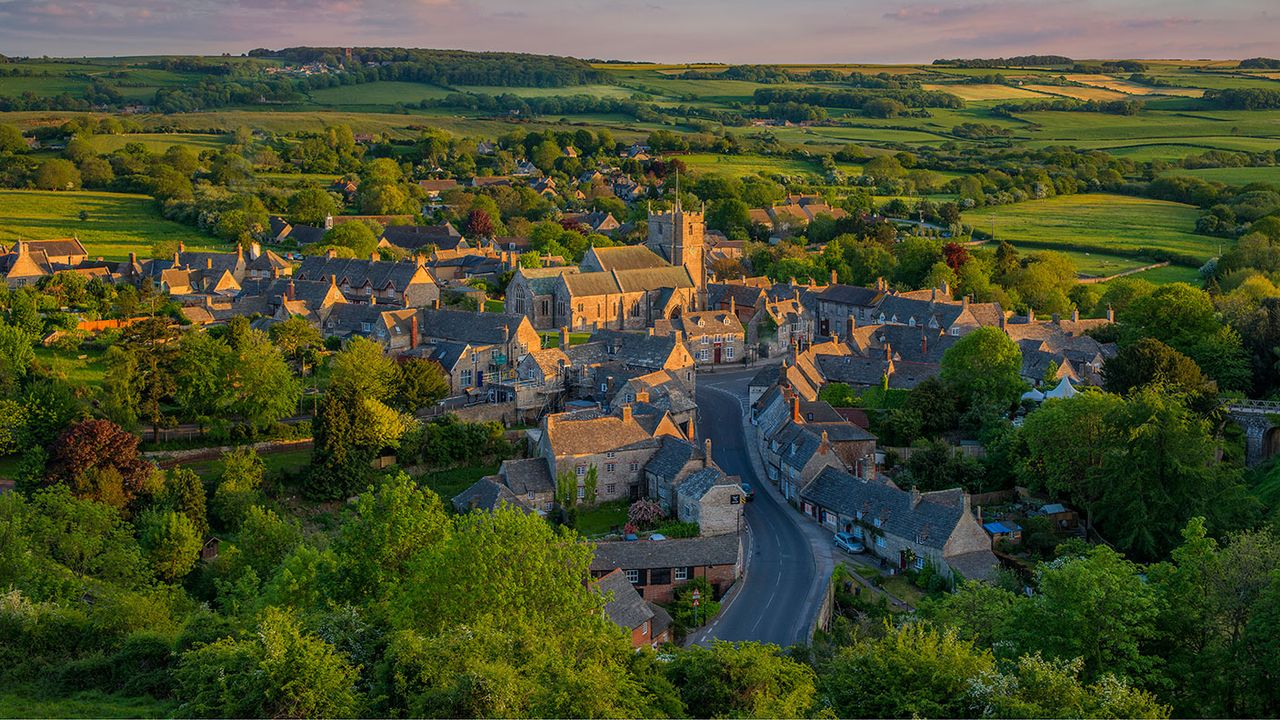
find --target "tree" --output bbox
[287,187,339,226]
[174,607,361,718]
[0,322,35,396]
[1006,546,1160,684]
[173,330,230,429]
[820,622,994,719]
[160,466,209,538]
[269,315,324,373]
[628,498,663,529]
[22,484,150,586]
[47,419,156,511]
[1120,282,1250,390]
[139,509,201,582]
[34,159,81,191]
[969,653,1170,719]
[212,447,264,530]
[321,221,379,259]
[1103,337,1215,401]
[940,327,1025,411]
[222,505,303,583]
[582,464,599,506]
[328,337,398,402]
[0,124,26,154]
[465,208,495,238]
[666,641,816,719]
[224,328,301,431]
[393,358,449,413]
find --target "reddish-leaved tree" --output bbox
[47,419,155,510]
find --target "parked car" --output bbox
[834,532,865,554]
[739,481,754,501]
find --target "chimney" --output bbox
[409,315,419,347]
[178,241,185,253]
[369,294,376,306]
[647,327,655,336]
[370,251,379,262]
[789,276,797,287]
[477,295,485,312]
[1071,308,1079,323]
[847,316,856,340]
[942,280,951,299]
[862,454,876,481]
[206,257,212,270]
[502,324,510,344]
[911,486,922,509]
[329,274,337,287]
[286,278,295,301]
[830,268,838,286]
[884,342,892,362]
[250,241,261,260]
[729,294,736,316]
[999,312,1007,329]
[128,251,136,265]
[875,277,886,292]
[930,287,937,302]
[1106,305,1115,323]
[621,404,633,422]
[324,214,334,230]
[636,388,650,403]
[433,297,441,310]
[704,438,713,468]
[962,295,970,311]
[560,326,569,350]
[791,394,801,424]
[326,248,337,259]
[921,330,927,355]
[1027,307,1035,323]
[818,430,830,456]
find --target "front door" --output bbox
[714,346,721,363]
[476,370,484,387]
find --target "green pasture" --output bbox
[83,132,230,153]
[308,81,452,106]
[962,193,1213,277]
[452,84,637,99]
[0,190,224,260]
[1164,166,1280,187]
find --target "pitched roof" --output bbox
[819,284,883,307]
[419,307,527,346]
[25,237,86,259]
[595,568,655,630]
[645,436,698,482]
[452,477,531,513]
[516,265,580,295]
[590,534,741,572]
[296,256,428,292]
[678,466,735,501]
[585,245,668,272]
[380,224,464,251]
[500,457,554,496]
[591,330,686,370]
[801,467,973,551]
[544,410,655,457]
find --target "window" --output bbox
[625,393,634,404]
[650,567,671,585]
[629,461,638,471]
[714,334,722,343]
[914,556,925,570]
[731,494,741,505]
[875,535,886,548]
[625,569,639,583]
[577,486,585,499]
[701,336,710,345]
[361,321,374,333]
[642,620,650,636]
[576,465,586,476]
[606,451,616,459]
[852,526,863,539]
[606,483,616,494]
[461,369,473,387]
[674,567,689,581]
[950,327,961,336]
[600,382,608,392]
[873,518,882,528]
[908,317,916,327]
[856,510,863,520]
[725,346,735,360]
[606,463,616,473]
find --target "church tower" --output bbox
[646,172,707,306]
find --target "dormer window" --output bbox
[873,517,882,528]
[908,317,916,327]
[360,322,374,333]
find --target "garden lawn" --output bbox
[575,500,630,537]
[680,153,823,178]
[0,190,224,260]
[421,464,499,504]
[33,344,108,389]
[962,193,1212,277]
[879,574,926,607]
[176,446,314,481]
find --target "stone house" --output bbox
[606,371,697,439]
[675,464,745,537]
[295,253,440,308]
[321,304,419,352]
[506,266,581,330]
[799,466,998,582]
[413,308,540,394]
[539,406,673,504]
[655,307,746,366]
[590,534,743,603]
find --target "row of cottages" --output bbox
[754,384,878,501]
[799,466,998,583]
[1003,308,1117,387]
[654,307,746,366]
[294,252,440,308]
[815,279,1003,339]
[0,238,90,287]
[590,534,743,603]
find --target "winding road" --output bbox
[690,366,833,647]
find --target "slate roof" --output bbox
[324,304,416,338]
[419,307,526,345]
[500,457,554,496]
[381,224,464,251]
[645,436,697,481]
[452,477,531,513]
[289,224,326,245]
[678,466,735,501]
[238,277,341,309]
[25,237,86,259]
[801,467,969,550]
[517,265,580,295]
[591,330,686,370]
[424,340,470,372]
[590,534,741,573]
[596,568,654,630]
[296,256,427,291]
[819,284,883,307]
[544,411,654,456]
[657,309,744,339]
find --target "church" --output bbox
[506,195,710,332]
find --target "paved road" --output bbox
[691,367,831,647]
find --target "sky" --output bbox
[0,0,1277,63]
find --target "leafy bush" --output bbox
[667,577,720,634]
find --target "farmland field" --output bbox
[680,152,826,177]
[83,132,230,153]
[1021,84,1132,101]
[1164,166,1280,187]
[307,81,452,106]
[0,190,224,260]
[451,84,636,99]
[962,193,1213,277]
[920,84,1049,101]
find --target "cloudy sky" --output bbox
[0,0,1276,62]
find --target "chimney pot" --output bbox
[559,326,570,350]
[1106,305,1115,323]
[704,438,713,467]
[1071,308,1079,323]
[791,395,801,424]
[621,404,633,422]
[1028,307,1035,323]
[830,268,837,286]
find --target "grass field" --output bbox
[0,686,172,719]
[680,152,825,177]
[1022,84,1132,101]
[963,193,1212,277]
[421,464,499,505]
[0,190,224,260]
[308,81,452,106]
[83,132,230,153]
[1165,166,1280,187]
[453,84,636,99]
[175,446,313,480]
[34,345,108,389]
[920,83,1049,101]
